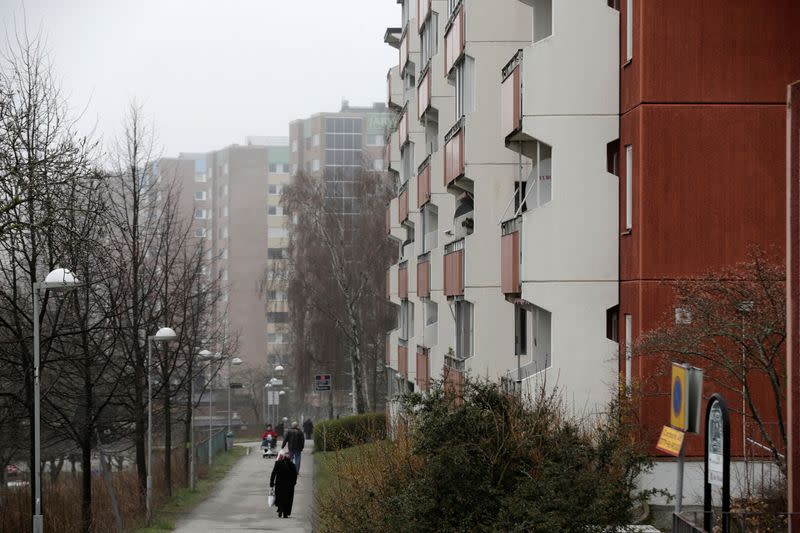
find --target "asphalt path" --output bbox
[173,440,314,533]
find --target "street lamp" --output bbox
[198,350,217,466]
[32,268,83,533]
[275,364,284,372]
[146,327,177,523]
[226,356,243,435]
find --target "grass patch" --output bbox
[314,441,387,500]
[135,445,248,533]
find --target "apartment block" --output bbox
[156,137,291,374]
[384,0,800,500]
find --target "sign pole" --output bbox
[704,393,730,533]
[675,444,685,514]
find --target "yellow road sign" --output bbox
[670,363,688,431]
[656,425,685,457]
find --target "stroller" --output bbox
[261,434,278,459]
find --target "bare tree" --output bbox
[281,169,395,414]
[635,248,786,473]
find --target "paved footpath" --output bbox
[173,440,314,533]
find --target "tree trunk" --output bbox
[50,456,64,482]
[184,376,192,487]
[134,370,146,507]
[81,441,92,533]
[164,379,173,496]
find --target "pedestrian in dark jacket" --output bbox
[269,451,298,518]
[302,418,313,439]
[281,421,305,473]
[275,421,284,439]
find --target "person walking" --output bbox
[269,450,298,518]
[281,421,305,473]
[302,418,313,440]
[275,420,284,440]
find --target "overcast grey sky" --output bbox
[1,0,399,156]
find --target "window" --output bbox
[268,248,288,260]
[401,143,414,184]
[421,204,438,253]
[425,300,438,325]
[313,133,320,147]
[531,304,552,372]
[515,306,528,356]
[532,0,553,43]
[194,173,207,183]
[312,159,320,172]
[455,56,475,118]
[625,145,633,230]
[194,208,207,219]
[219,226,228,239]
[366,134,385,147]
[268,312,289,323]
[421,13,438,67]
[455,300,473,359]
[606,305,620,342]
[221,206,228,218]
[523,141,552,209]
[400,300,415,341]
[268,333,288,344]
[607,140,620,176]
[626,0,633,61]
[624,314,632,389]
[372,159,384,171]
[268,184,283,195]
[268,291,288,301]
[194,228,206,238]
[221,269,228,281]
[514,181,527,214]
[291,140,297,152]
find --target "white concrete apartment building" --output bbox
[384,0,620,413]
[385,0,537,398]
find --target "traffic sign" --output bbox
[314,374,332,391]
[670,362,703,433]
[655,425,685,457]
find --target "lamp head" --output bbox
[154,327,177,342]
[198,349,213,359]
[275,364,284,372]
[42,268,82,290]
[231,357,243,365]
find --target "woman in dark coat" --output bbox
[269,451,298,518]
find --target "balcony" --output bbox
[399,29,409,74]
[398,185,409,224]
[417,66,431,120]
[387,66,403,110]
[417,156,431,208]
[501,217,522,296]
[500,50,523,141]
[398,260,409,300]
[418,0,431,32]
[444,118,465,188]
[398,343,408,378]
[444,3,465,76]
[417,253,430,299]
[416,346,430,391]
[398,106,409,151]
[443,239,465,298]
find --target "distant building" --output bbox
[156,136,291,371]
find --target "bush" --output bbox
[313,412,386,452]
[316,380,657,533]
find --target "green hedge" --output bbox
[313,412,386,452]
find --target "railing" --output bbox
[501,216,522,236]
[398,106,409,150]
[194,428,228,466]
[444,117,465,186]
[500,223,521,295]
[417,156,431,208]
[417,253,430,298]
[397,343,408,378]
[398,260,409,300]
[677,510,800,533]
[501,49,523,139]
[417,66,431,120]
[399,28,409,73]
[416,346,430,391]
[398,185,409,223]
[443,1,464,76]
[444,239,465,297]
[444,238,465,254]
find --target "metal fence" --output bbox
[194,428,228,466]
[674,511,800,533]
[673,513,705,533]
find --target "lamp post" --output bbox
[31,268,83,533]
[198,350,216,467]
[264,383,272,424]
[226,356,243,435]
[146,327,177,524]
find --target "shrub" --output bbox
[316,379,656,533]
[313,412,386,452]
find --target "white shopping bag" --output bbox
[268,488,275,507]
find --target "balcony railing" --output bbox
[416,346,430,391]
[444,117,465,186]
[444,352,466,373]
[398,106,409,151]
[399,29,409,73]
[398,185,409,224]
[417,66,431,120]
[418,0,431,32]
[417,253,430,299]
[398,260,409,300]
[501,217,522,295]
[417,156,431,208]
[444,239,465,297]
[398,343,408,378]
[444,2,465,76]
[501,49,523,139]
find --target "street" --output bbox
[173,441,314,533]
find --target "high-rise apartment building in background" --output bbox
[156,137,291,398]
[384,0,800,503]
[288,101,394,416]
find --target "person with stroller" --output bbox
[269,450,298,518]
[261,424,278,456]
